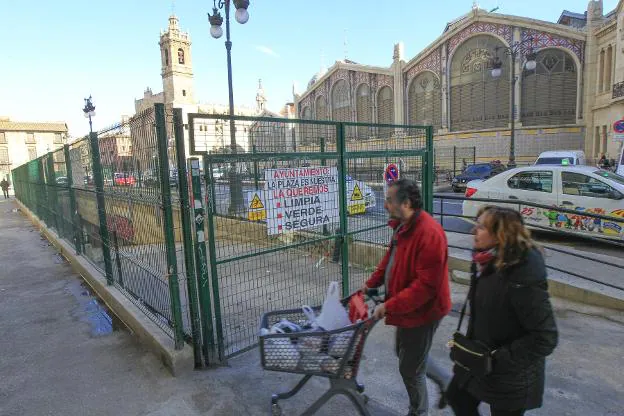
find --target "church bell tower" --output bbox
[159,14,195,105]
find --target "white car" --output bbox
[463,165,624,240]
[534,150,586,166]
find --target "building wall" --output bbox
[295,8,602,162]
[584,1,624,162]
[0,130,65,180]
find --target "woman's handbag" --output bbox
[448,262,496,377]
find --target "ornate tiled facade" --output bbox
[521,29,585,63]
[447,22,513,56]
[295,2,624,161]
[405,49,441,81]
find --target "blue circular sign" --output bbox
[614,119,624,134]
[384,163,399,184]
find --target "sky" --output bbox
[0,0,619,138]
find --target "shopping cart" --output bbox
[259,290,383,416]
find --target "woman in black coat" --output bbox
[447,206,558,416]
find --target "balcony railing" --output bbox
[613,81,624,99]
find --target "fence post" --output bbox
[64,144,81,254]
[203,154,226,363]
[252,144,259,191]
[37,157,47,222]
[190,158,217,366]
[473,146,476,165]
[320,137,329,236]
[112,230,124,288]
[45,152,60,233]
[154,103,185,349]
[173,108,203,367]
[424,126,435,214]
[336,123,350,298]
[89,131,114,285]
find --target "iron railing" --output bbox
[613,81,624,100]
[433,193,624,292]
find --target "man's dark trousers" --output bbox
[396,319,441,416]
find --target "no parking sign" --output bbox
[614,119,624,141]
[383,163,400,196]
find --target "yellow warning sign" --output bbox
[350,184,363,201]
[348,204,366,215]
[249,193,264,209]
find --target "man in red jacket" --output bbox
[363,179,451,416]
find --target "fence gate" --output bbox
[187,114,433,362]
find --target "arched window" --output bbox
[599,49,605,91]
[521,49,577,126]
[356,84,372,138]
[408,72,442,129]
[315,96,327,120]
[178,48,185,64]
[164,50,169,66]
[377,86,394,137]
[605,45,613,92]
[332,79,350,122]
[449,35,510,131]
[300,106,312,145]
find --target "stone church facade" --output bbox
[295,1,624,164]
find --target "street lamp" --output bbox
[83,95,96,134]
[208,0,250,214]
[491,38,536,169]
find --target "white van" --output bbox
[534,150,586,166]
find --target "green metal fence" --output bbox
[188,113,433,360]
[11,104,196,359]
[12,106,434,368]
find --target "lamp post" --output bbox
[491,38,536,169]
[82,95,96,134]
[208,0,250,214]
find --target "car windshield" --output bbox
[463,165,490,175]
[593,170,624,185]
[535,157,573,165]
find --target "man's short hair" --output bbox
[390,179,422,210]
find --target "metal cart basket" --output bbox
[259,294,380,416]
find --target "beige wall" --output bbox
[2,131,64,175]
[586,2,624,160]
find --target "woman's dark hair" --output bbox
[390,179,422,209]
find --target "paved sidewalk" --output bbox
[1,197,623,416]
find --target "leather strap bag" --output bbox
[448,262,495,377]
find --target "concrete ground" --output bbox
[1,196,624,416]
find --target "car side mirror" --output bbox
[589,185,608,194]
[609,191,624,200]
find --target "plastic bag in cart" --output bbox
[303,281,351,331]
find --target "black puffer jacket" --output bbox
[454,248,559,411]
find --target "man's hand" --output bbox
[373,303,386,320]
[360,283,369,294]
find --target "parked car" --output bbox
[462,165,624,240]
[113,173,136,186]
[534,150,586,166]
[451,162,507,193]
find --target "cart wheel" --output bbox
[271,403,282,416]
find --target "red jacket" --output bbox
[366,210,451,328]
